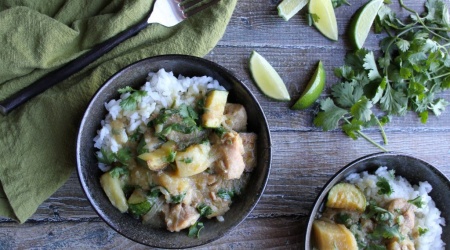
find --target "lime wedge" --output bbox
[249,51,291,101]
[291,61,325,110]
[349,0,384,49]
[277,0,309,21]
[309,0,338,41]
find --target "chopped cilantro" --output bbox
[182,157,193,164]
[129,129,142,142]
[197,204,213,217]
[418,227,429,236]
[97,148,115,165]
[116,147,132,165]
[165,150,177,163]
[217,189,235,201]
[371,224,403,241]
[376,177,393,196]
[214,126,228,138]
[188,221,204,238]
[408,195,425,208]
[109,167,129,178]
[118,87,147,111]
[170,193,186,204]
[335,213,352,227]
[129,201,151,217]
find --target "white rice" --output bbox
[93,69,225,163]
[346,167,446,250]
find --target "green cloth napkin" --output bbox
[0,0,237,223]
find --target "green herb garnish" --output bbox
[188,221,204,238]
[109,167,129,178]
[129,201,151,217]
[217,189,235,201]
[118,87,147,111]
[170,193,186,204]
[376,177,394,196]
[197,204,213,217]
[97,148,115,165]
[418,226,429,236]
[408,195,425,208]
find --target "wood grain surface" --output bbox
[1,0,449,249]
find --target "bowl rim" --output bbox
[304,151,450,249]
[75,54,272,248]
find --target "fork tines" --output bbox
[178,0,221,17]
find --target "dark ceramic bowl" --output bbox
[76,55,272,248]
[305,152,450,249]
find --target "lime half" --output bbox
[291,61,325,110]
[249,51,291,101]
[349,0,384,49]
[309,0,338,41]
[278,0,309,21]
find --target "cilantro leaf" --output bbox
[351,96,373,122]
[418,227,429,236]
[376,177,394,196]
[197,204,213,217]
[188,221,204,238]
[313,98,348,131]
[363,51,381,80]
[109,167,129,178]
[408,196,425,208]
[119,87,147,111]
[371,224,403,240]
[116,147,132,165]
[97,148,115,165]
[217,189,235,201]
[170,193,186,204]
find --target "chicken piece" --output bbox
[387,198,415,235]
[239,132,257,172]
[222,103,247,132]
[216,132,245,179]
[164,204,200,232]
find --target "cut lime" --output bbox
[277,0,309,21]
[349,0,384,49]
[291,61,325,110]
[249,51,291,101]
[309,0,338,41]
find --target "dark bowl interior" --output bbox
[305,152,450,249]
[76,55,272,248]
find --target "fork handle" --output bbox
[0,19,149,116]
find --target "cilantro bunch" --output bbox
[314,0,450,150]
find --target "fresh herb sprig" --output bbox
[314,0,450,150]
[118,86,147,111]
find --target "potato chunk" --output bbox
[312,220,358,250]
[202,90,229,128]
[155,172,191,196]
[138,140,177,171]
[175,142,211,177]
[100,172,128,213]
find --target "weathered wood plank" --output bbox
[0,217,306,249]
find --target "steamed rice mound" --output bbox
[94,69,225,157]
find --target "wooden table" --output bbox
[1,0,449,248]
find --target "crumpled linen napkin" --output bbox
[0,0,237,223]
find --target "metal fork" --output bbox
[0,0,220,115]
